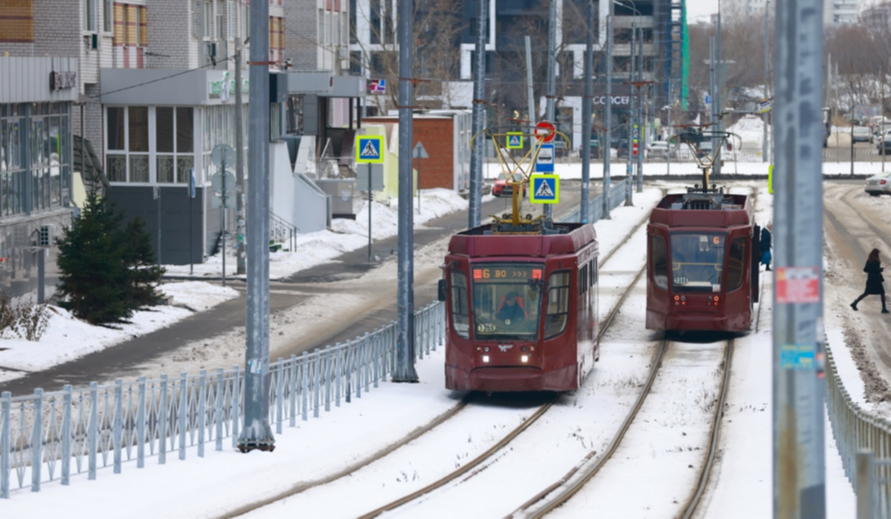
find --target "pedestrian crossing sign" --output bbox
[530,174,559,204]
[506,132,524,149]
[356,135,385,163]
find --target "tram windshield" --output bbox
[670,233,726,291]
[471,263,544,340]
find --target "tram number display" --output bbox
[473,267,543,281]
[674,277,688,285]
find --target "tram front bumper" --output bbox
[446,364,578,392]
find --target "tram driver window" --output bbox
[651,236,668,289]
[671,233,726,291]
[450,271,470,338]
[725,238,746,291]
[545,271,571,339]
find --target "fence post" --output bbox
[178,373,188,461]
[373,332,380,389]
[88,382,98,479]
[324,347,332,413]
[857,449,873,519]
[301,352,309,421]
[215,369,224,451]
[0,391,9,498]
[31,388,43,492]
[363,334,371,394]
[136,377,146,468]
[275,358,284,434]
[289,355,298,427]
[313,350,321,418]
[335,344,342,407]
[354,337,363,399]
[198,371,207,458]
[113,380,123,474]
[231,365,240,449]
[159,375,168,465]
[61,385,72,484]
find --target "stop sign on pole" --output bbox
[535,121,557,143]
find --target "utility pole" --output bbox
[235,37,246,275]
[763,0,770,163]
[773,0,827,514]
[636,27,644,193]
[626,24,636,201]
[715,6,723,177]
[468,0,487,229]
[525,36,535,127]
[883,66,886,173]
[393,0,419,383]
[605,14,614,215]
[710,37,717,165]
[580,0,593,223]
[238,0,274,452]
[544,0,557,220]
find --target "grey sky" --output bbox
[686,0,719,21]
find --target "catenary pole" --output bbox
[605,14,614,215]
[580,0,593,223]
[468,0,487,229]
[525,36,536,127]
[773,0,827,515]
[636,26,644,193]
[238,0,274,452]
[710,37,717,165]
[544,0,557,220]
[626,23,635,201]
[715,6,723,176]
[763,0,770,163]
[235,37,246,275]
[393,0,419,383]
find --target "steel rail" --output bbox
[358,263,648,519]
[511,337,669,519]
[678,339,735,518]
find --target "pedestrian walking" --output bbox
[851,248,889,313]
[760,223,772,271]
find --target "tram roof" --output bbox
[649,193,753,228]
[448,222,598,258]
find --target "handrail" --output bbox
[269,211,298,251]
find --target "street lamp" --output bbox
[661,105,672,175]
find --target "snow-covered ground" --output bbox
[0,177,872,517]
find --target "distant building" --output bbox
[825,0,860,25]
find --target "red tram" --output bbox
[440,222,599,392]
[646,189,760,332]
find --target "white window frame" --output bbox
[84,0,98,32]
[203,0,215,40]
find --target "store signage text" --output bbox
[592,96,630,106]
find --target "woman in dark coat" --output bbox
[851,248,888,313]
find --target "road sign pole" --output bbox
[626,24,635,205]
[773,0,826,514]
[189,169,194,275]
[543,0,557,221]
[368,163,372,262]
[637,30,644,193]
[238,0,274,453]
[394,0,418,383]
[221,155,227,288]
[580,0,593,224]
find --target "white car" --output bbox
[865,172,891,196]
[646,140,677,159]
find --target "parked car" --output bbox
[853,126,872,143]
[646,140,678,159]
[877,129,891,153]
[865,172,891,196]
[492,171,526,198]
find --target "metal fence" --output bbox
[0,302,445,498]
[825,340,891,517]
[560,178,627,224]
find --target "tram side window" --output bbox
[726,238,746,291]
[651,236,668,289]
[545,271,571,339]
[450,271,470,338]
[592,258,598,286]
[579,265,588,295]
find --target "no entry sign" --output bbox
[535,121,556,143]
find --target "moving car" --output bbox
[491,171,526,198]
[876,129,891,154]
[865,173,891,196]
[853,126,872,143]
[646,140,677,159]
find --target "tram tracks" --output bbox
[228,204,653,519]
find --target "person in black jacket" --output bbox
[851,248,889,313]
[760,224,772,271]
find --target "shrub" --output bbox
[0,292,50,341]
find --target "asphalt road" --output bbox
[0,186,584,395]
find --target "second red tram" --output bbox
[646,189,760,332]
[440,222,599,392]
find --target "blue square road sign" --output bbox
[530,174,559,204]
[356,135,385,163]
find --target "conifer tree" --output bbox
[56,191,131,324]
[121,217,165,307]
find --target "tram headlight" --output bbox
[482,355,490,363]
[521,355,529,363]
[484,347,489,352]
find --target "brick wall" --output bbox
[146,0,192,69]
[363,116,456,190]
